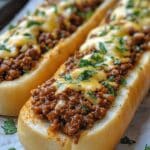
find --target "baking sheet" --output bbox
[0,0,150,149]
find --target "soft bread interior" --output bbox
[0,0,116,116]
[18,51,150,150]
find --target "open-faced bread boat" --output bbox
[18,0,150,149]
[0,0,116,116]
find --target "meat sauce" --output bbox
[0,0,102,82]
[31,0,150,143]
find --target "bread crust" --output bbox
[0,0,116,116]
[18,51,150,150]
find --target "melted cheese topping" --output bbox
[53,0,150,102]
[0,0,92,59]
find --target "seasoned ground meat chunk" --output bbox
[31,27,150,143]
[0,0,101,82]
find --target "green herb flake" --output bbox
[23,33,33,39]
[114,59,121,65]
[64,74,72,82]
[101,81,116,96]
[8,148,16,150]
[120,136,136,145]
[126,0,134,8]
[78,70,95,81]
[1,118,17,135]
[26,20,43,28]
[99,30,107,36]
[120,77,127,86]
[4,38,9,43]
[99,27,108,36]
[51,4,58,13]
[105,40,113,43]
[81,105,89,114]
[110,56,121,65]
[109,25,115,30]
[108,76,115,82]
[127,8,141,21]
[78,10,93,20]
[34,9,46,16]
[111,15,116,21]
[116,37,127,53]
[87,91,97,100]
[109,24,120,30]
[85,10,93,20]
[23,70,29,74]
[0,44,10,52]
[8,24,16,30]
[79,59,92,67]
[91,52,104,63]
[145,144,150,150]
[99,42,107,54]
[67,5,77,13]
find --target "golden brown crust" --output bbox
[18,51,150,150]
[0,0,116,116]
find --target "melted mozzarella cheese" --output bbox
[0,0,74,59]
[54,0,150,96]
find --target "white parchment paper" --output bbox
[0,0,149,150]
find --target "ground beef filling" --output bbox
[32,84,112,143]
[65,27,150,73]
[31,28,150,142]
[0,0,101,82]
[0,47,40,81]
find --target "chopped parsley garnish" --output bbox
[116,37,127,52]
[91,52,104,63]
[78,10,93,20]
[0,44,10,52]
[101,81,116,96]
[126,0,134,8]
[110,56,121,65]
[109,24,120,30]
[85,10,93,20]
[78,70,95,81]
[64,73,72,82]
[81,105,89,114]
[145,144,150,150]
[87,91,97,99]
[120,77,127,86]
[110,14,116,21]
[8,148,16,150]
[56,81,65,89]
[4,38,9,43]
[26,20,43,28]
[67,5,77,13]
[99,29,107,36]
[108,76,115,82]
[128,8,141,21]
[105,40,113,43]
[1,118,17,135]
[23,70,29,74]
[79,59,92,67]
[99,42,107,54]
[109,25,115,30]
[51,4,58,13]
[23,33,33,39]
[79,52,104,68]
[120,136,136,145]
[8,24,16,30]
[34,9,46,16]
[114,59,121,65]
